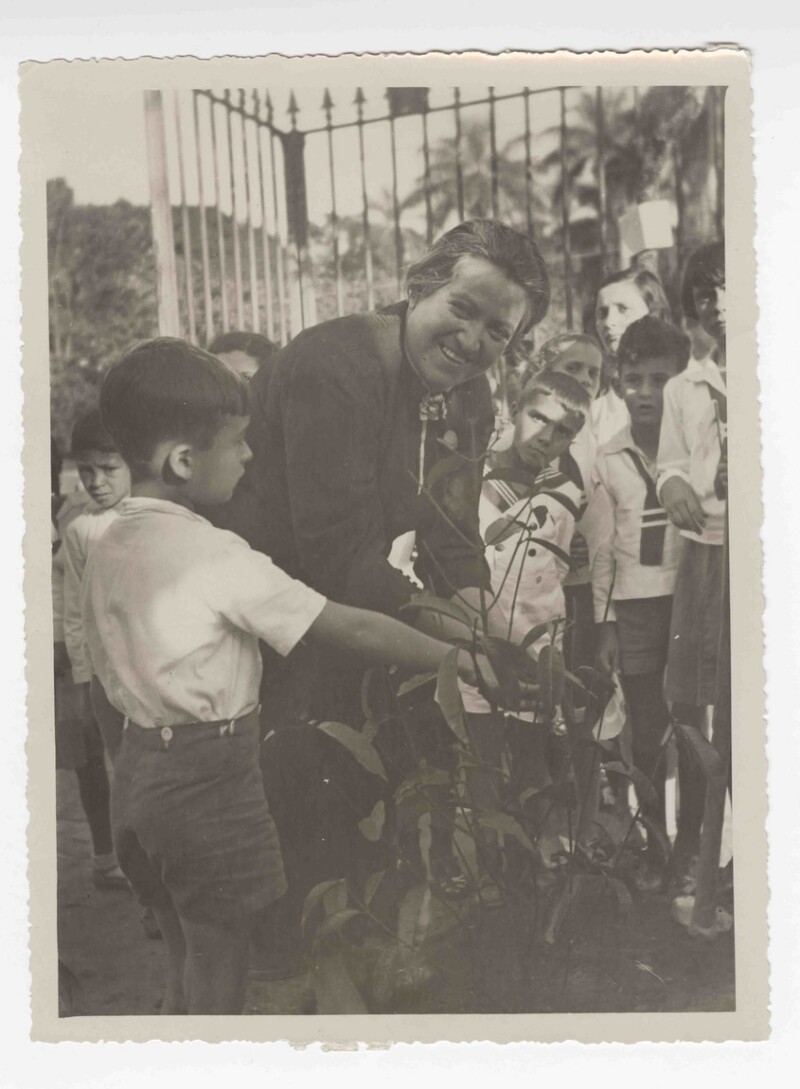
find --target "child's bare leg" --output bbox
[151,902,187,1013]
[181,915,255,1014]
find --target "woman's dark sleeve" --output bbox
[418,384,494,597]
[281,342,417,616]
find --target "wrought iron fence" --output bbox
[144,83,725,349]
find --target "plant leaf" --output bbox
[434,647,469,744]
[358,800,386,842]
[397,883,430,949]
[315,908,363,945]
[524,536,572,569]
[424,453,466,492]
[520,621,557,652]
[360,667,395,724]
[394,764,453,804]
[301,878,343,935]
[606,875,634,917]
[363,869,386,907]
[317,721,388,781]
[310,949,368,1014]
[401,597,474,631]
[478,811,536,854]
[603,761,658,808]
[395,671,437,699]
[322,877,348,915]
[674,722,726,783]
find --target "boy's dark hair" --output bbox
[100,338,249,480]
[70,408,118,457]
[517,369,591,417]
[208,330,278,367]
[597,265,672,323]
[617,316,691,375]
[405,219,550,360]
[680,240,725,320]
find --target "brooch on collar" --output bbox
[419,391,448,422]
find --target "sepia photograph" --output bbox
[19,49,765,1044]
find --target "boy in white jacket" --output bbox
[589,316,690,888]
[656,240,727,879]
[459,371,590,882]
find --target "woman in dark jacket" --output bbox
[214,220,551,976]
[221,219,550,640]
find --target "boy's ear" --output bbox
[162,442,194,485]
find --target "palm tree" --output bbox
[398,118,551,237]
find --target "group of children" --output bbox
[473,240,728,893]
[51,236,728,1015]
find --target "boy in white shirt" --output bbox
[656,240,727,879]
[58,409,132,890]
[84,337,521,1015]
[589,316,690,888]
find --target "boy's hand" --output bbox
[714,453,728,499]
[597,622,620,676]
[53,641,71,678]
[455,647,540,712]
[660,476,707,534]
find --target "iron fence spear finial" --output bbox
[288,91,300,131]
[322,88,334,122]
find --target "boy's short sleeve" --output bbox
[204,537,327,658]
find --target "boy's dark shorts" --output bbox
[615,595,673,676]
[111,710,286,925]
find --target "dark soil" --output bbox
[56,769,734,1017]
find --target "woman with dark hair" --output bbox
[212,219,551,978]
[219,219,550,638]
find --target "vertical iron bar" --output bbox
[253,91,275,341]
[673,139,685,278]
[714,87,725,238]
[559,86,574,330]
[225,90,244,328]
[287,93,306,332]
[453,87,465,221]
[488,86,499,218]
[523,87,534,239]
[323,89,344,317]
[389,113,403,295]
[173,91,196,343]
[143,90,180,336]
[239,90,260,332]
[267,96,288,344]
[208,93,230,331]
[421,104,434,245]
[354,88,375,311]
[596,86,608,276]
[192,90,214,343]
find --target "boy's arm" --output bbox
[307,600,522,704]
[586,470,617,623]
[657,376,706,533]
[61,521,92,684]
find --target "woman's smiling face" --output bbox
[404,255,529,392]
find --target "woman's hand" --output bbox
[455,647,540,712]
